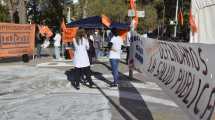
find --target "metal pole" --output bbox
[129,17,134,81]
[162,1,165,39]
[174,0,179,38]
[67,7,71,23]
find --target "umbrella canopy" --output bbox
[110,22,130,30]
[67,16,105,29]
[67,16,129,30]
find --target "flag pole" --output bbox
[174,0,179,38]
[129,0,136,81]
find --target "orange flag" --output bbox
[61,19,66,31]
[189,9,197,33]
[178,0,184,26]
[129,0,138,30]
[101,14,111,27]
[134,11,138,29]
[45,27,53,37]
[118,30,128,41]
[178,8,184,26]
[39,25,53,38]
[130,0,136,9]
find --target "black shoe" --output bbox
[89,82,95,88]
[76,86,80,90]
[71,82,75,87]
[75,84,80,90]
[110,83,118,87]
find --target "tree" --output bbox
[74,0,128,22]
[41,0,64,26]
[5,0,28,23]
[26,0,64,26]
[0,3,9,22]
[142,5,158,32]
[27,0,41,23]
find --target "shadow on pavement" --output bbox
[0,57,22,63]
[119,59,127,65]
[65,69,95,89]
[65,69,76,88]
[91,70,112,85]
[94,62,154,120]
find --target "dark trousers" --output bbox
[74,66,93,87]
[36,44,42,57]
[126,46,130,64]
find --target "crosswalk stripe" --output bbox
[64,83,177,107]
[91,71,139,79]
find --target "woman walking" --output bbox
[72,29,94,89]
[108,28,123,87]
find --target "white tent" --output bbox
[190,0,215,44]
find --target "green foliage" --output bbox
[75,0,128,22]
[0,5,9,22]
[35,0,64,26]
[152,0,164,19]
[142,5,158,31]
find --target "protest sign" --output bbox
[0,23,35,58]
[62,27,78,43]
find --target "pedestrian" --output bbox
[72,29,94,89]
[41,33,50,48]
[53,30,62,60]
[35,25,43,58]
[38,20,53,49]
[93,29,102,59]
[108,28,123,87]
[87,34,96,65]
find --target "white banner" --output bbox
[130,32,215,120]
[190,0,215,44]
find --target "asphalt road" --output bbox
[0,58,190,120]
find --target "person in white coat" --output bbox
[53,31,62,60]
[72,29,94,89]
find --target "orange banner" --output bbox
[39,25,53,38]
[62,27,78,43]
[0,23,35,58]
[101,14,111,27]
[118,30,128,41]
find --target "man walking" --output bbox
[93,29,102,59]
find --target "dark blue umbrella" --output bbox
[67,16,105,29]
[67,16,130,30]
[110,22,130,30]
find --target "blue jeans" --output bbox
[110,59,120,84]
[95,49,100,58]
[54,46,61,59]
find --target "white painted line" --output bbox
[52,59,73,62]
[91,71,161,91]
[36,62,74,67]
[91,71,139,79]
[63,85,177,107]
[130,82,161,91]
[103,90,178,107]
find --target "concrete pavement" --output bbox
[0,58,190,120]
